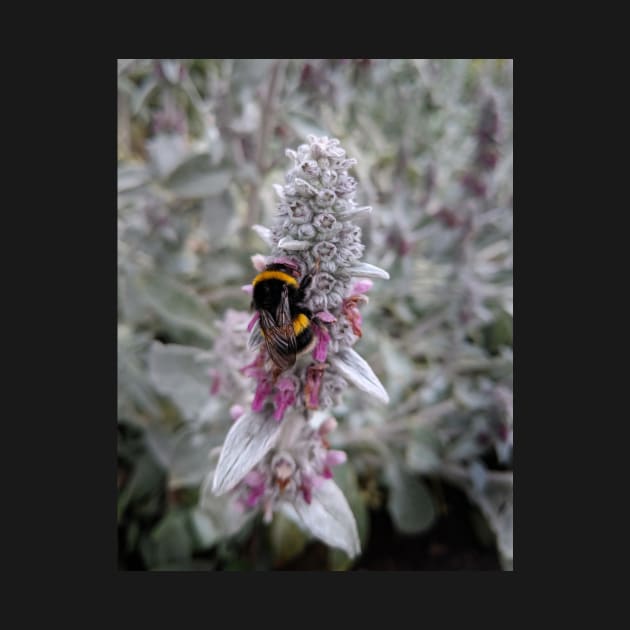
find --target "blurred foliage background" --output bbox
[117,59,513,571]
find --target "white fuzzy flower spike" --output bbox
[205,135,390,558]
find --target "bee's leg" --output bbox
[270,364,283,384]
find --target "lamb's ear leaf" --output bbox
[212,412,281,495]
[286,480,360,558]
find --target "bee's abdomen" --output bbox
[293,313,313,354]
[292,313,310,336]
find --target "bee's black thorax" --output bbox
[252,278,295,312]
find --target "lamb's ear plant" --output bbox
[118,60,513,570]
[201,135,389,558]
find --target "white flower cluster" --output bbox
[251,135,390,412]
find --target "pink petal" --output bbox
[208,369,221,395]
[305,364,325,409]
[244,470,266,487]
[229,405,245,421]
[269,256,300,273]
[245,484,265,507]
[276,376,296,393]
[352,279,373,294]
[273,389,295,421]
[252,378,273,411]
[242,284,253,295]
[272,377,297,421]
[301,477,314,504]
[251,254,268,271]
[318,416,338,436]
[240,350,265,378]
[313,325,330,362]
[325,450,347,467]
[343,298,364,338]
[315,310,337,323]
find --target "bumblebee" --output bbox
[250,262,316,377]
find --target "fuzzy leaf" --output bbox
[201,192,236,245]
[328,462,369,570]
[277,237,311,251]
[199,470,256,537]
[148,342,212,421]
[348,262,390,279]
[336,205,372,220]
[190,508,220,549]
[143,509,194,569]
[406,441,442,475]
[134,272,215,342]
[380,337,415,403]
[269,511,309,567]
[212,412,282,495]
[445,429,487,462]
[169,428,221,489]
[164,153,231,199]
[284,480,361,558]
[146,133,188,178]
[331,348,389,404]
[468,478,513,565]
[405,428,442,474]
[287,114,328,140]
[251,224,274,246]
[131,76,158,115]
[118,164,149,193]
[385,462,436,535]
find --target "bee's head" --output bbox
[266,258,301,280]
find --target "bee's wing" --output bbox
[248,319,263,351]
[259,284,297,372]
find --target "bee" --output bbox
[250,261,316,379]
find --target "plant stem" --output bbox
[246,60,286,229]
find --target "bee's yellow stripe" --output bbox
[293,313,310,335]
[252,270,298,287]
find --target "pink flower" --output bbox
[351,279,373,294]
[326,450,347,467]
[243,470,266,507]
[240,349,266,379]
[251,254,268,272]
[305,363,326,409]
[342,295,367,338]
[252,377,273,412]
[315,310,337,323]
[273,377,297,421]
[269,256,301,274]
[319,416,338,436]
[300,475,314,504]
[312,324,331,362]
[208,369,221,395]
